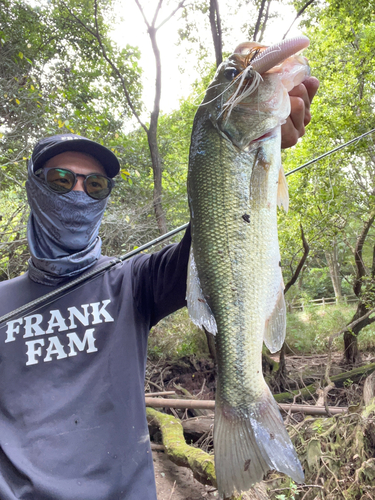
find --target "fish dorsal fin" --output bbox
[277,165,289,212]
[186,248,218,335]
[263,286,286,353]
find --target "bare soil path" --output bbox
[153,450,218,500]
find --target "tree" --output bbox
[279,2,375,363]
[0,0,143,278]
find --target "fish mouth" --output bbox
[248,128,278,148]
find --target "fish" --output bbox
[186,36,310,498]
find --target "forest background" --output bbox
[1,0,375,366]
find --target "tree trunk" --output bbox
[147,23,168,235]
[147,126,167,235]
[342,302,371,365]
[325,239,342,302]
[209,0,222,67]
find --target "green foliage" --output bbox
[148,308,209,360]
[274,479,298,500]
[0,188,29,279]
[278,0,375,330]
[286,304,357,354]
[0,0,144,278]
[0,0,142,180]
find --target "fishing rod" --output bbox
[0,222,189,326]
[1,127,375,326]
[285,127,375,177]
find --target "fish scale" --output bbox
[187,37,310,498]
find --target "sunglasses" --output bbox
[35,167,114,200]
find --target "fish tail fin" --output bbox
[214,384,304,498]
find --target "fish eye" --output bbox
[223,67,240,80]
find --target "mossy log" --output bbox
[147,407,216,487]
[146,408,269,500]
[274,362,375,403]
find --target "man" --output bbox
[0,78,319,499]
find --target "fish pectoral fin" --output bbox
[214,385,304,498]
[186,248,218,335]
[263,286,286,353]
[277,165,289,212]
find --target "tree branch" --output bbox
[209,0,222,67]
[253,0,267,42]
[156,0,186,31]
[283,0,316,40]
[331,309,375,349]
[258,0,271,43]
[353,210,375,296]
[60,0,148,134]
[284,224,309,295]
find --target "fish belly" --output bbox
[188,119,304,498]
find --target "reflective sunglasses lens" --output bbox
[45,168,75,193]
[85,175,112,199]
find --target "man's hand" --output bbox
[281,76,320,149]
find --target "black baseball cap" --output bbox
[31,134,120,178]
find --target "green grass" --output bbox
[286,303,375,354]
[148,308,210,360]
[148,303,375,360]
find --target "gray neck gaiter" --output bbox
[26,159,107,286]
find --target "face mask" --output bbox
[25,158,108,285]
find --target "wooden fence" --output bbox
[288,294,358,311]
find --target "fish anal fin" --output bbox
[277,165,289,212]
[186,248,217,335]
[263,286,286,353]
[214,385,304,498]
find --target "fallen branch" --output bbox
[274,362,375,403]
[146,407,216,487]
[145,391,176,397]
[151,443,165,451]
[145,397,347,415]
[147,408,269,499]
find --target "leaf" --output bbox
[306,439,322,470]
[15,99,20,104]
[18,52,23,59]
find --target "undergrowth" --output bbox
[148,303,375,359]
[268,401,375,499]
[148,308,209,360]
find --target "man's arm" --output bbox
[281,76,320,149]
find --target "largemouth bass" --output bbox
[187,36,310,497]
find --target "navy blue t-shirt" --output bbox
[0,228,190,500]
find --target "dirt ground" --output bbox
[148,352,375,500]
[153,450,218,500]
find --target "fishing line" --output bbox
[1,127,375,326]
